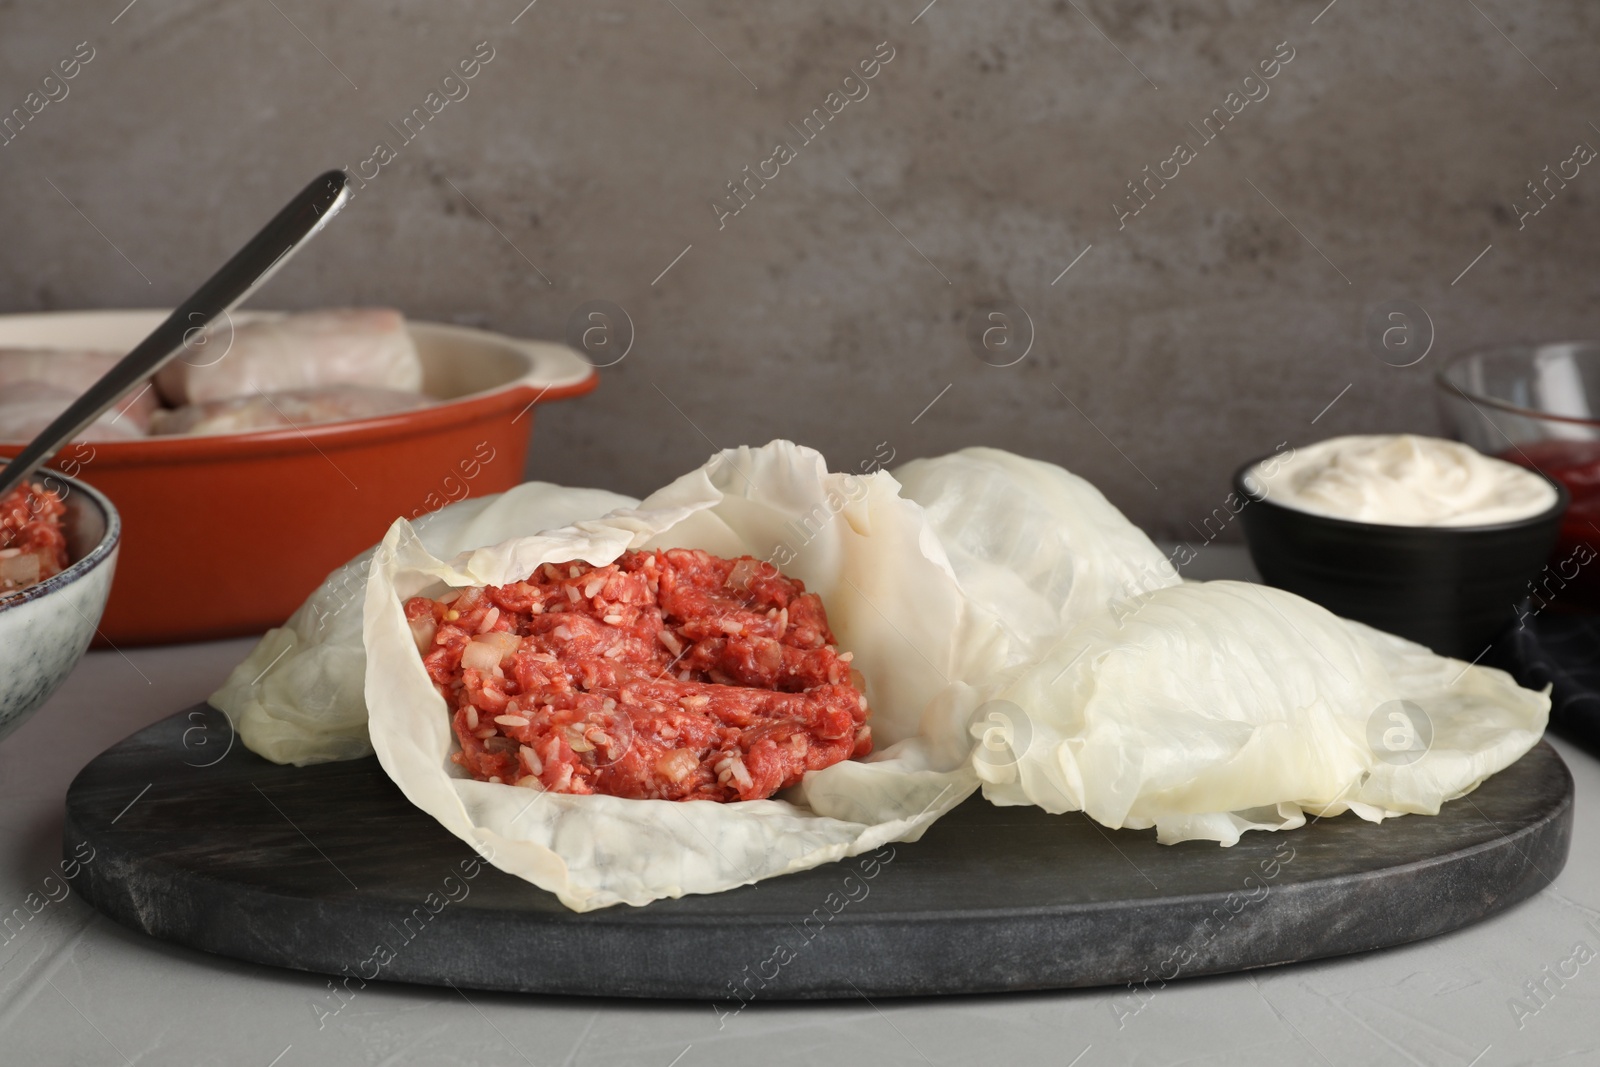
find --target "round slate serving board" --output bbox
[64,704,1572,1000]
[1491,610,1600,753]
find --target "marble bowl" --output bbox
[0,466,120,743]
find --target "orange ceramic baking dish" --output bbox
[0,310,597,645]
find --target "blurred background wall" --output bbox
[2,0,1596,541]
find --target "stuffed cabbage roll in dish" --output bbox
[154,308,424,406]
[149,386,432,436]
[0,348,122,393]
[0,348,160,440]
[0,380,150,442]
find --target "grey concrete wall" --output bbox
[2,0,1596,541]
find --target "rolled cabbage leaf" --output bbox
[893,446,1182,661]
[155,308,422,405]
[972,580,1549,845]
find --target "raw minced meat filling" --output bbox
[405,549,872,801]
[0,482,68,593]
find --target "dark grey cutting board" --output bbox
[64,704,1572,1000]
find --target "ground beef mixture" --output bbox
[405,549,873,802]
[0,482,68,593]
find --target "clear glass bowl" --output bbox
[1437,341,1600,610]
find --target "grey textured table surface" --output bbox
[4,548,1599,1067]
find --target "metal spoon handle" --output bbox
[0,169,352,499]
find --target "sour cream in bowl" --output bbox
[1244,434,1558,528]
[1235,435,1566,659]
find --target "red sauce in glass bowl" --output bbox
[1503,441,1600,604]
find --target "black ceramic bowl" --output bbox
[1233,453,1568,660]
